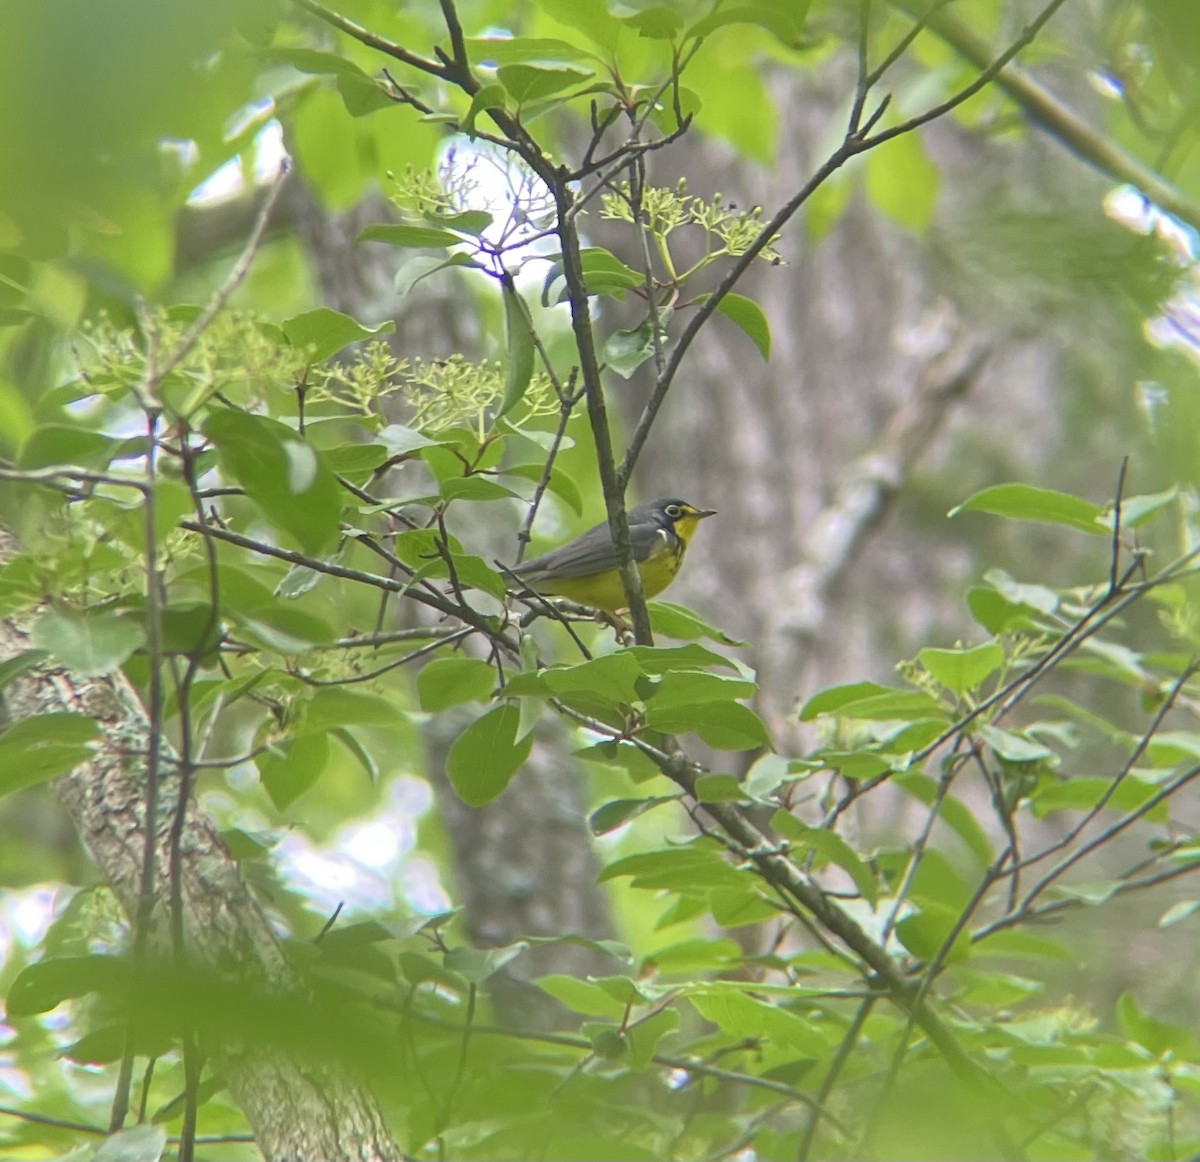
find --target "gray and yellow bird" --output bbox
[514,498,716,613]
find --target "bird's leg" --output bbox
[596,608,634,645]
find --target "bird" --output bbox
[512,497,716,613]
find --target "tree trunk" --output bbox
[0,535,404,1162]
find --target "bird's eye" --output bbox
[665,504,683,519]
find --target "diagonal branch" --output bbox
[902,0,1200,232]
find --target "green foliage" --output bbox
[3,1,1200,1160]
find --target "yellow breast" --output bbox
[534,539,683,612]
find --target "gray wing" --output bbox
[516,518,666,582]
[516,521,617,581]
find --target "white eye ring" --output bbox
[665,504,682,519]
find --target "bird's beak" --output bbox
[696,508,717,519]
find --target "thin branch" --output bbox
[903,0,1200,232]
[1109,456,1129,597]
[862,0,1070,150]
[847,0,873,137]
[152,161,290,392]
[551,179,655,644]
[1001,662,1199,881]
[513,379,584,564]
[1013,761,1200,917]
[294,0,445,78]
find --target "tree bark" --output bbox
[0,537,404,1162]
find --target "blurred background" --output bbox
[2,0,1200,1128]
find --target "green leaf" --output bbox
[918,642,1004,695]
[803,685,948,722]
[574,739,662,783]
[982,568,1059,615]
[972,929,1073,961]
[687,0,811,45]
[541,652,644,707]
[627,643,739,672]
[708,884,780,926]
[30,607,144,676]
[356,224,464,249]
[644,937,744,975]
[496,64,591,103]
[271,48,391,117]
[0,713,100,796]
[93,1125,168,1162]
[462,81,509,136]
[599,844,744,892]
[258,733,330,810]
[865,131,940,234]
[446,703,532,806]
[950,484,1105,534]
[203,410,342,556]
[1117,992,1195,1056]
[645,669,756,709]
[694,773,745,802]
[626,1007,679,1070]
[1029,775,1164,821]
[281,307,395,363]
[895,903,971,964]
[542,247,642,305]
[440,476,520,503]
[647,601,745,645]
[705,292,771,360]
[1158,899,1200,928]
[965,586,1040,634]
[589,795,675,835]
[536,0,624,47]
[602,317,659,378]
[623,6,682,37]
[235,606,336,654]
[1098,487,1178,530]
[500,462,583,514]
[498,282,536,417]
[643,700,771,750]
[688,986,826,1054]
[465,36,599,66]
[392,252,481,298]
[6,953,125,1016]
[798,681,895,719]
[771,810,878,904]
[417,657,496,711]
[978,723,1055,764]
[0,648,48,692]
[535,974,627,1018]
[378,423,438,457]
[444,942,527,984]
[303,687,408,732]
[18,424,118,470]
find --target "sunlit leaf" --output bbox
[919,642,1004,695]
[282,307,395,363]
[951,484,1105,534]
